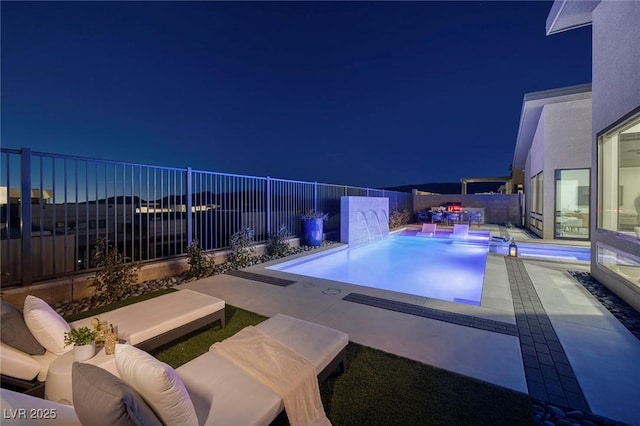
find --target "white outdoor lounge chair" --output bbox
[450,224,469,239]
[176,314,348,425]
[416,223,436,237]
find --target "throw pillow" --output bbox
[72,362,162,426]
[22,295,72,355]
[115,344,198,426]
[0,300,46,355]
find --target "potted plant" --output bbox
[64,326,98,362]
[301,209,328,247]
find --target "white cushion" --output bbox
[255,314,349,374]
[177,351,282,425]
[0,342,41,381]
[23,296,72,356]
[71,290,224,346]
[115,344,198,426]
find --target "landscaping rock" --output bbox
[548,405,566,419]
[566,410,584,421]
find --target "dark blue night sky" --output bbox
[1,1,591,188]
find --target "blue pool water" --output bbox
[268,234,490,306]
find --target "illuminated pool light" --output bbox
[268,234,490,306]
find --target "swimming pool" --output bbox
[268,234,490,306]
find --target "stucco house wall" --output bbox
[591,1,640,134]
[523,98,592,239]
[543,100,592,239]
[525,110,545,236]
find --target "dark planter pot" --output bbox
[302,218,324,247]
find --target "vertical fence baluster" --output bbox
[20,148,33,286]
[186,167,192,247]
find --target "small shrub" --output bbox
[64,326,97,347]
[227,227,256,269]
[389,209,411,229]
[267,225,293,257]
[91,237,141,304]
[301,209,328,221]
[186,239,213,278]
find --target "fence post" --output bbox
[20,148,32,286]
[266,176,271,238]
[186,167,193,247]
[313,181,318,211]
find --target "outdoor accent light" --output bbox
[509,240,518,257]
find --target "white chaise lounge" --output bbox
[0,290,225,398]
[416,223,436,237]
[450,224,469,239]
[177,314,349,425]
[70,289,225,351]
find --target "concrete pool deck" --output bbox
[182,225,640,426]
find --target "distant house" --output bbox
[547,0,640,311]
[513,84,592,240]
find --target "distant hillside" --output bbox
[384,182,502,194]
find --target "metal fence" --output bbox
[1,147,413,287]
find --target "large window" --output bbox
[555,169,590,239]
[530,176,537,214]
[529,172,543,233]
[598,113,640,239]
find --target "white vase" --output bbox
[73,342,96,362]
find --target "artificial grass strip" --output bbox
[320,344,534,426]
[151,305,268,368]
[63,288,177,322]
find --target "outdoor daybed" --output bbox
[0,289,225,399]
[1,314,349,426]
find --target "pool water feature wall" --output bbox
[340,196,389,247]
